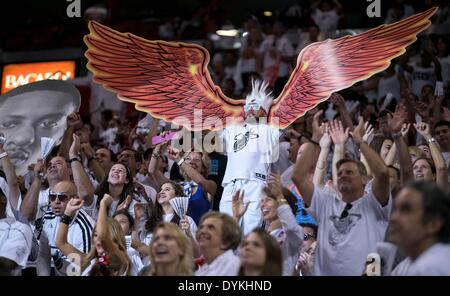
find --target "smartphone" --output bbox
[152,131,177,145]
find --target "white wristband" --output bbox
[177,158,185,166]
[0,151,8,160]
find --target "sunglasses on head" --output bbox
[49,191,75,202]
[339,203,353,219]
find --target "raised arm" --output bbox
[350,117,390,206]
[0,137,20,209]
[147,142,170,188]
[360,122,375,177]
[292,111,323,206]
[56,198,85,259]
[330,93,354,131]
[385,106,414,184]
[415,122,449,191]
[20,160,44,222]
[329,120,349,188]
[81,142,106,182]
[97,194,128,263]
[313,125,331,187]
[69,134,95,207]
[269,174,303,247]
[170,150,217,197]
[58,113,82,159]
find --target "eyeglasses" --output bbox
[49,191,75,202]
[304,234,316,241]
[339,203,353,219]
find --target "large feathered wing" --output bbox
[269,7,438,129]
[84,21,245,131]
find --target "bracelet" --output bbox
[308,139,320,146]
[60,214,73,225]
[69,155,81,164]
[177,158,185,166]
[0,151,8,160]
[151,153,160,159]
[87,155,97,163]
[428,137,437,144]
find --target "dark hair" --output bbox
[95,163,134,209]
[405,181,450,243]
[198,212,242,251]
[336,158,368,176]
[412,157,436,175]
[113,210,135,230]
[95,145,117,162]
[121,148,143,163]
[370,135,393,156]
[262,186,298,216]
[238,228,282,276]
[435,120,450,130]
[145,181,184,234]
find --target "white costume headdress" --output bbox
[245,80,273,113]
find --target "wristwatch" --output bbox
[177,157,185,166]
[69,155,82,164]
[0,133,5,145]
[60,214,73,225]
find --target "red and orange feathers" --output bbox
[84,7,437,130]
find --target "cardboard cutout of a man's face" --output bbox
[0,80,80,175]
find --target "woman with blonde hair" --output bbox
[56,194,131,276]
[140,222,194,276]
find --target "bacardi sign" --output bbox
[1,61,75,94]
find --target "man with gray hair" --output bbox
[293,117,391,275]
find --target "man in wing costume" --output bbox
[83,8,437,234]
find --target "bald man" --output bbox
[36,181,94,276]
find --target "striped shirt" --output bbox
[39,209,94,273]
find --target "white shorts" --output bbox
[220,179,266,236]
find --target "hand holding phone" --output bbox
[152,131,177,145]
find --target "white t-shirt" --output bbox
[195,249,240,276]
[410,65,435,97]
[312,9,339,34]
[377,74,401,102]
[220,123,281,185]
[311,183,392,275]
[392,243,450,276]
[259,35,294,77]
[0,176,22,219]
[37,188,51,219]
[0,217,33,268]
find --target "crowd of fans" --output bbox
[1,0,450,276]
